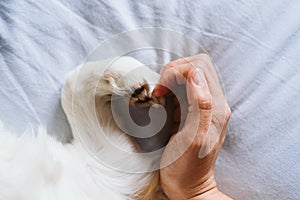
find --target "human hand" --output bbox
[153,54,232,200]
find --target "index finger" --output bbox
[152,63,199,97]
[161,54,221,87]
[154,54,224,99]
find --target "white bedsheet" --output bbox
[0,0,299,199]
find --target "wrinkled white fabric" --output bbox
[0,1,299,199]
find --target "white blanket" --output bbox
[0,1,299,199]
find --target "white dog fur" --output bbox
[0,57,167,200]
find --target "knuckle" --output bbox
[196,54,213,70]
[194,61,207,74]
[164,64,175,72]
[225,103,231,121]
[161,62,178,74]
[198,98,213,110]
[187,66,198,78]
[167,59,185,68]
[197,53,211,63]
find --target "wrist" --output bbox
[189,188,233,200]
[163,176,232,200]
[163,175,218,200]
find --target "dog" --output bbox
[0,57,168,200]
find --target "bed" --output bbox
[0,1,299,199]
